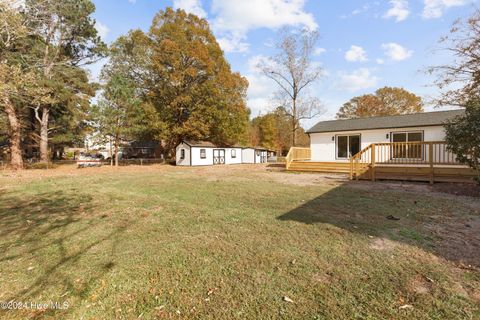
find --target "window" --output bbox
[391,131,423,159]
[231,149,236,158]
[180,149,185,159]
[200,149,206,159]
[256,150,260,156]
[336,135,360,159]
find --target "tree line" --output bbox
[0,0,106,169]
[0,1,478,175]
[0,1,323,168]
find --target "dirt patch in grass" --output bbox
[264,171,348,187]
[432,182,480,198]
[424,214,480,268]
[369,237,397,251]
[407,275,433,295]
[349,180,480,209]
[345,180,480,267]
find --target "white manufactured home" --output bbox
[307,110,464,162]
[286,109,476,183]
[175,141,271,166]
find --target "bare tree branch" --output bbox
[258,27,324,146]
[429,9,480,106]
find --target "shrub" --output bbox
[444,100,480,184]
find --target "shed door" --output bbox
[261,151,267,163]
[213,149,225,165]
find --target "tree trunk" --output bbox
[39,106,49,163]
[292,98,297,147]
[109,137,113,166]
[114,135,119,167]
[4,98,23,170]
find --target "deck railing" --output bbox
[350,141,462,182]
[285,147,311,170]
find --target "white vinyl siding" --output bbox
[310,125,446,162]
[242,149,255,163]
[175,143,191,166]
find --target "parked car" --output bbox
[77,153,103,168]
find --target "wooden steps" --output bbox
[288,161,365,174]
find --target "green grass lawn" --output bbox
[0,165,478,319]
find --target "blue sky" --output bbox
[91,0,476,127]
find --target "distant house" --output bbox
[175,140,273,166]
[123,141,162,159]
[85,136,162,159]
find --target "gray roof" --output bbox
[307,109,465,134]
[182,140,274,151]
[183,140,222,148]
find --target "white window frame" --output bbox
[390,131,424,160]
[336,134,361,160]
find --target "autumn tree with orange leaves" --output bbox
[106,8,250,155]
[336,87,423,119]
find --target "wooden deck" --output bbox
[289,160,476,183]
[286,143,477,184]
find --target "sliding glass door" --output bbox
[391,131,423,159]
[337,135,361,159]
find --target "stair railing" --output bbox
[285,147,311,170]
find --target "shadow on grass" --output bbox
[0,189,129,318]
[277,182,480,267]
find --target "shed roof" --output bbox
[183,140,218,148]
[181,140,273,151]
[306,109,465,134]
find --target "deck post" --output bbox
[429,142,434,184]
[355,159,359,180]
[349,157,353,180]
[371,144,376,181]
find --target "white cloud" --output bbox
[422,0,468,19]
[336,68,379,92]
[345,45,368,62]
[381,42,413,61]
[384,0,410,22]
[128,0,136,4]
[314,47,327,56]
[376,58,385,64]
[95,21,110,40]
[217,35,249,53]
[210,0,317,53]
[340,3,371,19]
[173,0,207,18]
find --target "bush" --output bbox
[64,151,75,160]
[444,100,480,184]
